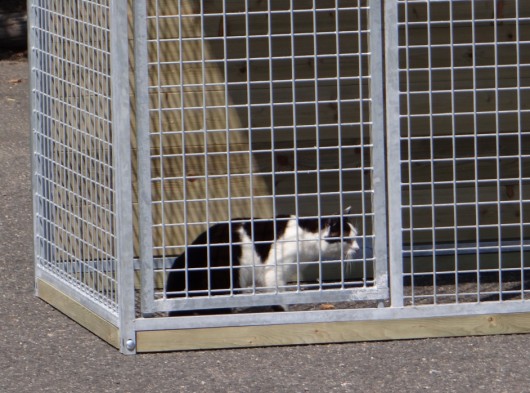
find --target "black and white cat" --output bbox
[166,207,358,315]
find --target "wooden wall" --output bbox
[44,0,529,265]
[139,0,529,250]
[136,0,373,257]
[398,0,530,245]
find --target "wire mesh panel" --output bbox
[398,0,530,306]
[28,0,530,354]
[137,0,388,315]
[30,0,120,315]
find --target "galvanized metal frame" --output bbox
[30,0,120,316]
[110,0,136,354]
[30,0,530,354]
[136,0,390,316]
[30,0,135,353]
[134,0,155,318]
[385,0,405,308]
[397,0,529,308]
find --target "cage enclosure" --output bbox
[30,0,530,354]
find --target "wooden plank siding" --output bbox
[133,0,370,256]
[398,0,530,245]
[135,312,530,352]
[46,0,528,263]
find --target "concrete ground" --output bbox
[1,59,530,393]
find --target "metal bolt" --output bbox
[125,339,136,351]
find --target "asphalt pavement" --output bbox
[1,59,530,393]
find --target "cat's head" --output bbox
[320,206,359,260]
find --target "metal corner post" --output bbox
[368,0,390,292]
[110,0,136,354]
[133,0,156,317]
[383,0,404,307]
[28,0,42,295]
[28,0,55,294]
[27,0,43,295]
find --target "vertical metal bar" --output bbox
[448,1,460,303]
[178,0,189,298]
[243,0,258,293]
[402,0,414,305]
[515,0,525,299]
[44,1,55,276]
[358,0,368,289]
[134,0,155,316]
[267,0,279,293]
[154,0,168,295]
[470,0,481,302]
[29,0,42,291]
[289,0,300,294]
[384,0,403,308]
[425,0,437,304]
[31,0,56,285]
[110,0,135,354]
[312,2,322,289]
[492,0,503,296]
[334,0,345,287]
[368,0,389,292]
[199,0,212,297]
[221,0,234,295]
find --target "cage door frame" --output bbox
[136,0,391,316]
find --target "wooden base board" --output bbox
[36,279,120,349]
[136,312,530,352]
[36,278,530,353]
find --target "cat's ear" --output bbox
[333,206,351,216]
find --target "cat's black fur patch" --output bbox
[242,215,290,262]
[166,222,243,301]
[326,216,354,243]
[166,218,292,305]
[166,211,355,316]
[297,217,320,233]
[298,215,352,244]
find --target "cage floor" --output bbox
[403,270,530,306]
[135,270,530,317]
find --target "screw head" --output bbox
[125,339,136,351]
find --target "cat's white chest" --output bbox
[237,228,266,288]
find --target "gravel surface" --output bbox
[1,59,530,393]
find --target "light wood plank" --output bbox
[128,0,273,256]
[36,279,120,349]
[136,312,530,352]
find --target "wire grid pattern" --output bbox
[144,0,378,310]
[398,0,530,306]
[31,0,119,312]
